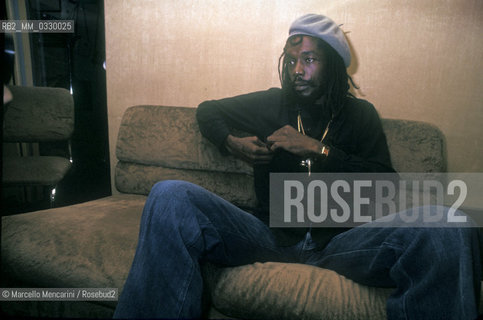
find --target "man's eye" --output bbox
[306,58,315,63]
[288,60,296,65]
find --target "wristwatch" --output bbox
[321,145,330,157]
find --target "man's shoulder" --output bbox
[198,88,283,113]
[232,87,282,100]
[201,87,282,106]
[345,95,375,109]
[338,96,383,128]
[343,96,379,116]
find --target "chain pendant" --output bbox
[297,109,331,176]
[300,158,312,176]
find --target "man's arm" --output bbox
[323,102,394,173]
[266,100,395,173]
[196,88,283,161]
[224,135,273,164]
[266,125,324,157]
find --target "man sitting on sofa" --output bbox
[114,14,481,319]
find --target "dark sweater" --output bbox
[196,87,395,248]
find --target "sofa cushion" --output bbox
[3,156,72,186]
[3,86,74,142]
[116,105,252,175]
[204,262,392,320]
[115,162,257,208]
[1,194,146,310]
[382,119,446,172]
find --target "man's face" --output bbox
[285,36,326,102]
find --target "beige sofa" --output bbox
[2,104,481,319]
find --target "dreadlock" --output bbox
[278,36,358,117]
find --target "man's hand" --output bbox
[225,135,273,164]
[266,125,322,157]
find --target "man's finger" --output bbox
[269,141,284,151]
[253,138,268,147]
[253,146,272,155]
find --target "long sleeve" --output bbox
[196,88,285,153]
[313,98,395,173]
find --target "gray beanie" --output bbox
[289,14,351,68]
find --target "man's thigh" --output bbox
[304,226,401,287]
[302,206,478,287]
[147,180,294,266]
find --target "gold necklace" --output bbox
[297,110,331,142]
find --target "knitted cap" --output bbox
[289,14,351,68]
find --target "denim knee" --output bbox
[408,226,479,261]
[149,180,197,198]
[143,180,202,225]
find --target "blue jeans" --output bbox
[113,180,481,319]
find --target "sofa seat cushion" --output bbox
[206,261,483,319]
[205,262,392,320]
[1,194,146,307]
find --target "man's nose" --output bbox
[294,60,304,77]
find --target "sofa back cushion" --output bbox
[115,105,257,208]
[4,86,74,142]
[116,105,252,174]
[381,118,446,173]
[115,105,446,207]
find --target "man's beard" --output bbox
[287,82,325,105]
